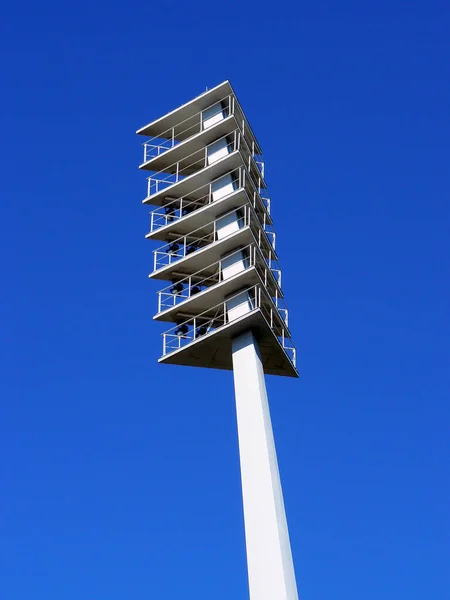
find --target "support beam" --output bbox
[231,330,298,600]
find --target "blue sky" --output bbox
[1,1,449,598]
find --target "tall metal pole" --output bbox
[138,81,300,599]
[232,330,299,600]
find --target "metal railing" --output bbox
[143,139,175,161]
[161,284,296,368]
[156,243,283,314]
[142,95,233,163]
[145,128,267,200]
[148,168,242,232]
[255,159,265,178]
[147,167,272,235]
[141,93,264,169]
[152,206,248,272]
[146,131,239,197]
[152,205,278,273]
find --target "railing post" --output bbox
[163,334,166,356]
[183,236,187,257]
[176,162,179,182]
[193,318,197,339]
[153,251,157,272]
[188,276,192,297]
[150,211,154,232]
[171,127,175,148]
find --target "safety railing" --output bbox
[148,168,242,232]
[147,167,272,235]
[143,139,175,161]
[161,284,296,368]
[255,159,265,178]
[156,243,283,314]
[141,93,263,166]
[152,206,248,272]
[145,127,267,200]
[152,205,278,273]
[235,129,267,193]
[146,131,239,197]
[142,95,234,163]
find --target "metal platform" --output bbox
[159,307,298,378]
[149,224,255,281]
[145,187,249,242]
[136,80,262,155]
[143,151,243,205]
[139,117,236,172]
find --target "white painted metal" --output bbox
[202,101,226,130]
[226,291,253,321]
[216,209,244,240]
[207,136,231,164]
[211,172,236,200]
[232,330,299,600]
[215,207,252,321]
[220,248,248,280]
[138,83,300,600]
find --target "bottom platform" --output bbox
[158,308,298,378]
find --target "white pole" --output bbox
[231,330,298,600]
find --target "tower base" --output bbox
[231,330,298,600]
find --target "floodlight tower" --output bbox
[137,81,299,600]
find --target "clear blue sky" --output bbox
[1,1,449,598]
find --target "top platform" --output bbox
[136,81,262,155]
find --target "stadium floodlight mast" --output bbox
[137,81,299,600]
